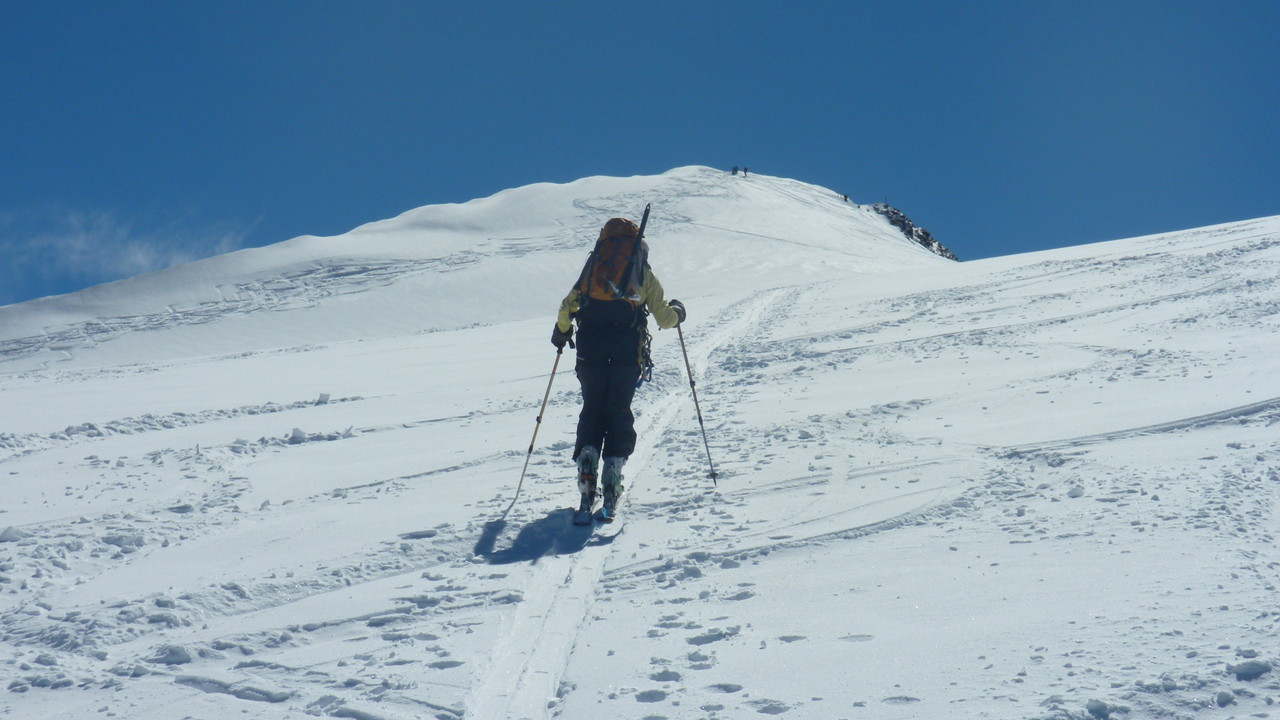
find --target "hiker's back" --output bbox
[574,217,649,327]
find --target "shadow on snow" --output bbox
[474,509,621,564]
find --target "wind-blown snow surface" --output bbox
[2,166,1278,720]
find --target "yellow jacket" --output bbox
[557,267,681,333]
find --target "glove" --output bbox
[551,324,574,349]
[668,299,686,325]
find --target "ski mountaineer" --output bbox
[551,212,686,524]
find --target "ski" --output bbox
[596,486,619,524]
[570,495,617,525]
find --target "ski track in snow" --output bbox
[0,260,448,366]
[465,285,796,719]
[2,170,1279,720]
[546,215,1280,719]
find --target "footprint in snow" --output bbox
[687,651,716,670]
[748,699,792,714]
[687,626,739,645]
[636,689,668,703]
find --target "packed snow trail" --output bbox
[464,285,798,719]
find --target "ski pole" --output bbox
[504,346,565,518]
[676,324,718,484]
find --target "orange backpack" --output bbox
[573,207,651,324]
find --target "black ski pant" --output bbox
[573,324,643,461]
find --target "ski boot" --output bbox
[573,446,600,526]
[599,456,626,523]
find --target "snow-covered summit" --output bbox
[0,166,949,372]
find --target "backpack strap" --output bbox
[574,249,598,299]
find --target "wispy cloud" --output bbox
[0,208,255,306]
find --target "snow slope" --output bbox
[2,167,1278,720]
[0,166,941,371]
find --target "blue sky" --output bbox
[2,1,1277,306]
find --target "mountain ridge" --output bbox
[0,166,952,371]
